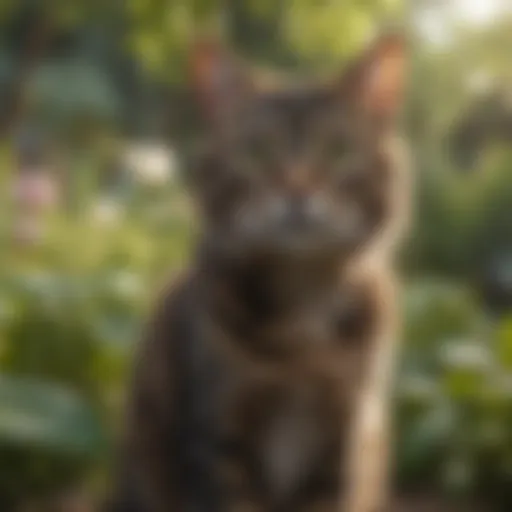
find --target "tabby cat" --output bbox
[109,33,409,512]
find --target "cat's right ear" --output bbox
[337,33,407,123]
[189,38,252,125]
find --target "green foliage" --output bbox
[0,155,192,506]
[408,150,512,277]
[28,62,121,132]
[0,373,105,506]
[397,281,512,506]
[2,154,512,506]
[283,0,400,65]
[1,0,512,508]
[0,375,105,455]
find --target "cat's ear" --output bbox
[339,33,407,121]
[189,37,252,124]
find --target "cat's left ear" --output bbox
[339,33,407,121]
[189,37,252,125]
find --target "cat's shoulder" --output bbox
[342,262,399,319]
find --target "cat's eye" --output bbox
[321,140,356,172]
[233,135,279,173]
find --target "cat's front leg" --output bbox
[343,390,391,512]
[342,272,398,512]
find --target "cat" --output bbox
[108,32,409,512]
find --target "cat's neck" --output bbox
[194,242,364,360]
[197,243,345,314]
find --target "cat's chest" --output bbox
[215,370,346,503]
[267,300,340,347]
[204,284,374,421]
[259,383,344,499]
[189,280,375,499]
[246,290,367,359]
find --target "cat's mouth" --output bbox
[230,222,364,259]
[233,197,367,256]
[271,225,359,256]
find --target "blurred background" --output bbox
[1,0,512,510]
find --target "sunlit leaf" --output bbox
[0,375,105,456]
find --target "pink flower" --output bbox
[11,171,59,211]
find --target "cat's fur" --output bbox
[109,34,409,512]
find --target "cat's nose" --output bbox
[282,166,311,195]
[287,193,327,225]
[287,197,309,225]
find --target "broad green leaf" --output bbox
[0,375,105,457]
[397,401,455,479]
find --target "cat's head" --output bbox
[189,34,408,260]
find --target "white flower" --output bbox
[439,339,491,370]
[123,142,178,185]
[91,197,123,226]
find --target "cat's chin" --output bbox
[269,234,336,257]
[244,235,352,261]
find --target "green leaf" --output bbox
[495,316,512,369]
[0,374,105,457]
[397,401,455,480]
[404,280,481,354]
